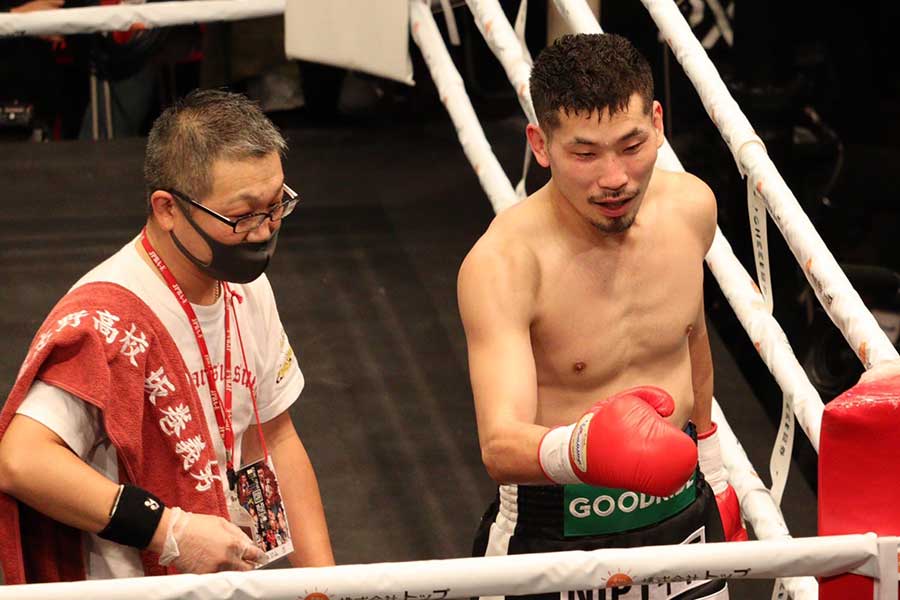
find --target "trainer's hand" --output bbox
[157,508,266,573]
[539,386,697,497]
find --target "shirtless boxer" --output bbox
[458,34,743,600]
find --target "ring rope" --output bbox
[707,232,825,449]
[637,0,900,370]
[410,0,519,213]
[464,0,537,124]
[1,534,893,599]
[0,0,284,38]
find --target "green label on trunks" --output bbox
[563,476,696,537]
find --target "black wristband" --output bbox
[97,484,166,550]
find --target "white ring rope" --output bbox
[639,0,900,370]
[464,0,536,198]
[0,0,285,38]
[707,232,824,450]
[464,0,537,124]
[0,534,893,600]
[410,0,519,214]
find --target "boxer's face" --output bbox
[529,94,663,234]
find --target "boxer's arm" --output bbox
[458,240,549,484]
[687,175,717,434]
[688,296,714,433]
[246,411,334,566]
[687,278,749,540]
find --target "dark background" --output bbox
[2,0,899,597]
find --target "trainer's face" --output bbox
[149,150,287,283]
[174,151,285,258]
[528,94,663,234]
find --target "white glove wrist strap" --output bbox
[539,425,580,484]
[698,427,729,495]
[158,507,184,567]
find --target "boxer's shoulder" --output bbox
[458,212,541,314]
[651,169,717,250]
[466,191,544,263]
[652,170,715,210]
[459,228,540,290]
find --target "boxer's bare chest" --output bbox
[529,218,704,416]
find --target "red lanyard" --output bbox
[141,229,236,483]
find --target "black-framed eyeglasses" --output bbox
[167,183,300,234]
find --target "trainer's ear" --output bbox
[148,190,179,231]
[526,123,552,168]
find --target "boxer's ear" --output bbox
[148,191,178,231]
[651,100,664,148]
[526,123,552,168]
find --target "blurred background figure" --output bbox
[0,0,74,140]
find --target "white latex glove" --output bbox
[158,507,266,573]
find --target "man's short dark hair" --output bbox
[529,33,654,134]
[144,89,287,205]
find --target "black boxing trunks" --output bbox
[472,470,729,600]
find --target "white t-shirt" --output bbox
[16,238,305,579]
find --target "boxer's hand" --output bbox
[539,386,698,497]
[157,508,265,573]
[698,422,748,541]
[713,485,748,541]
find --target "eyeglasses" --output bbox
[167,184,300,234]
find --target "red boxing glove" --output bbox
[539,386,698,497]
[698,422,748,541]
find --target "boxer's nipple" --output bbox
[573,361,586,374]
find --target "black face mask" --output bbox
[171,207,279,284]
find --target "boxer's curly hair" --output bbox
[529,33,654,136]
[143,89,287,209]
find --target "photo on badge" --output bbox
[235,457,294,563]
